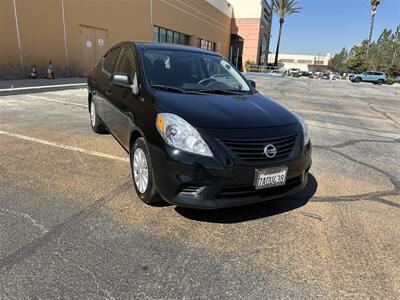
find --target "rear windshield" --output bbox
[141,49,251,93]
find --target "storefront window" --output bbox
[167,30,173,43]
[153,26,159,42]
[159,28,167,43]
[197,38,216,52]
[153,26,188,45]
[173,32,180,44]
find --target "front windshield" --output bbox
[141,49,251,93]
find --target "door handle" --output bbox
[105,89,112,96]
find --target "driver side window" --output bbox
[115,47,137,81]
[103,47,121,74]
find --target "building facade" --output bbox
[230,0,273,70]
[1,0,233,79]
[268,53,331,72]
[1,0,273,79]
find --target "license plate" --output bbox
[254,167,288,190]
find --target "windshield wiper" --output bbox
[150,85,205,95]
[195,89,246,95]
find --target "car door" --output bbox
[108,46,140,149]
[366,72,375,82]
[95,47,122,123]
[373,72,382,81]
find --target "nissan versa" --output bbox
[87,42,312,209]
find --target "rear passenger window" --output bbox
[115,47,137,79]
[103,48,121,73]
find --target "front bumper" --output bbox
[149,138,312,209]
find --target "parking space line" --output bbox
[0,130,129,162]
[25,95,86,108]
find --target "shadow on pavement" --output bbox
[175,173,318,223]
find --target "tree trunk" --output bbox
[274,19,284,67]
[368,13,375,46]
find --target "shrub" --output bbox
[385,78,400,85]
[244,60,256,67]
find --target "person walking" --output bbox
[47,60,55,79]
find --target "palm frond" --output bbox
[273,0,302,19]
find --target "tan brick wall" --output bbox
[0,0,232,79]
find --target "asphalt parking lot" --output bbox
[1,77,399,299]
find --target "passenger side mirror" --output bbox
[248,79,256,89]
[111,73,131,88]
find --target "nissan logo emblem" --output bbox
[264,144,277,158]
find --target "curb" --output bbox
[244,72,284,77]
[0,83,87,96]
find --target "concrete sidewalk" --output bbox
[0,77,86,96]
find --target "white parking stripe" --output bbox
[0,130,129,162]
[26,95,86,108]
[0,83,85,92]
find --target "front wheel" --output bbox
[89,100,107,133]
[376,79,384,85]
[354,77,361,83]
[130,138,162,205]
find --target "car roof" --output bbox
[113,41,221,57]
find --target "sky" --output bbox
[268,0,400,56]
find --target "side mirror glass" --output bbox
[248,79,256,89]
[111,73,131,88]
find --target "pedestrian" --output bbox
[30,66,37,79]
[47,60,54,79]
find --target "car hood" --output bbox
[153,90,299,129]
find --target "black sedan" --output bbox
[87,42,312,209]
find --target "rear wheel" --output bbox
[130,138,161,205]
[89,100,107,133]
[376,79,384,85]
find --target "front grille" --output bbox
[216,176,301,199]
[219,134,298,163]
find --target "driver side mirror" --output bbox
[248,79,256,89]
[110,72,139,95]
[111,73,131,88]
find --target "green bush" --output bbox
[245,60,256,67]
[385,78,400,85]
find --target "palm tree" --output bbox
[273,0,302,67]
[368,0,381,46]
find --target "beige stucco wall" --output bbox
[0,0,20,78]
[268,53,331,71]
[0,0,67,78]
[229,0,262,18]
[152,0,231,56]
[1,0,232,79]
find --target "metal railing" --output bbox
[245,65,280,73]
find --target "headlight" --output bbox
[293,112,310,145]
[299,117,310,145]
[156,113,213,157]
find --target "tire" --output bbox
[376,79,384,85]
[354,77,361,83]
[130,137,161,205]
[89,100,107,133]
